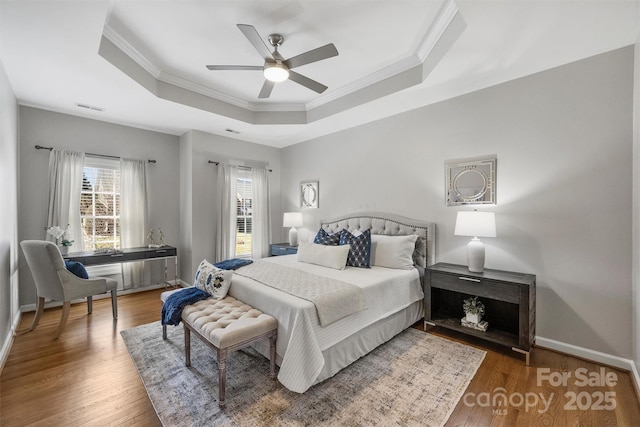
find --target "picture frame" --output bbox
[300,181,319,208]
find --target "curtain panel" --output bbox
[214,164,238,262]
[251,168,271,259]
[47,149,84,250]
[120,158,148,288]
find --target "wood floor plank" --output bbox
[1,289,638,426]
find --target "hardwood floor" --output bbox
[1,289,639,426]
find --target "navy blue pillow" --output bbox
[65,261,89,279]
[339,229,372,268]
[313,228,341,246]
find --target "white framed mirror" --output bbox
[300,181,319,208]
[446,155,496,206]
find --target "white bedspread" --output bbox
[234,259,367,326]
[227,255,423,393]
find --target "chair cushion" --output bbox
[65,261,89,279]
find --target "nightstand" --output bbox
[425,263,536,364]
[269,243,298,256]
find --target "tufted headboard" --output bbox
[320,212,436,280]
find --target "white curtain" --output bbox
[214,164,238,262]
[120,158,148,288]
[47,149,84,249]
[251,168,271,259]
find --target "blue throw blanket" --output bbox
[214,258,253,270]
[161,258,254,326]
[161,287,210,326]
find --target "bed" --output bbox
[227,212,435,393]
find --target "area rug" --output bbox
[121,321,486,426]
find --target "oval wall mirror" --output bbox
[446,155,496,206]
[300,181,319,208]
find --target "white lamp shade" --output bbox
[454,211,496,238]
[283,212,303,227]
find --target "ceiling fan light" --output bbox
[264,63,289,82]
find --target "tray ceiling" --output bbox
[1,1,638,147]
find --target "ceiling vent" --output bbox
[75,102,105,112]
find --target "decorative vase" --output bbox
[59,245,69,255]
[465,312,482,324]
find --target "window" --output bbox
[81,158,120,250]
[236,170,252,257]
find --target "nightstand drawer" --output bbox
[269,244,298,256]
[430,271,520,304]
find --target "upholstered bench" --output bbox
[181,296,277,408]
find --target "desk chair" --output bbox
[20,240,118,339]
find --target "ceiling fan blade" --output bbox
[288,71,328,94]
[206,65,263,71]
[237,24,274,60]
[284,43,338,69]
[258,80,275,98]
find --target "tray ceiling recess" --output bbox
[98,0,465,126]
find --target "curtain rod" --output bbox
[35,145,157,164]
[208,160,272,172]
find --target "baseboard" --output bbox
[0,309,22,374]
[536,336,636,372]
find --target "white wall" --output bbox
[179,129,281,282]
[282,47,634,359]
[18,107,181,305]
[0,57,19,368]
[633,39,640,378]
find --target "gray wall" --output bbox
[179,129,282,283]
[0,57,19,367]
[18,107,181,305]
[282,47,634,359]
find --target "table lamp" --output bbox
[283,212,303,246]
[454,211,496,273]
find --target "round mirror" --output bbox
[452,169,487,201]
[445,156,496,205]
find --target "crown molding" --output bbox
[103,24,161,78]
[100,0,463,124]
[306,0,460,111]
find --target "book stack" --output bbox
[461,318,489,331]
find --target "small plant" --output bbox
[463,296,485,316]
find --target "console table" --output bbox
[64,246,178,288]
[425,262,536,364]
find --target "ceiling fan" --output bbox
[206,24,339,99]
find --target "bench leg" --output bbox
[218,348,228,408]
[162,325,167,340]
[184,324,191,367]
[269,332,277,379]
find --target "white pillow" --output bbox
[370,234,418,270]
[194,259,233,299]
[297,241,350,270]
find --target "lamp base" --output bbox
[467,237,485,273]
[288,227,298,246]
